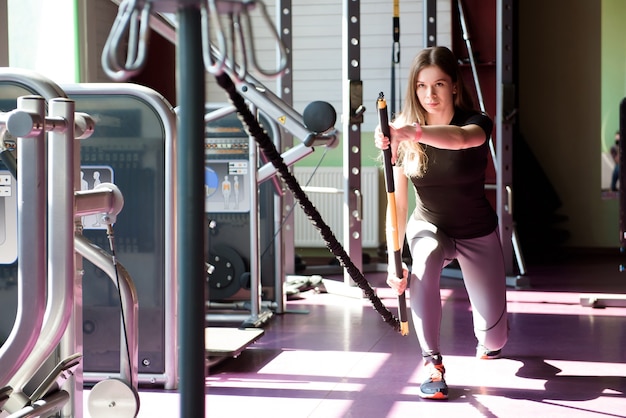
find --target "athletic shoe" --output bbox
[477,345,501,359]
[418,354,448,400]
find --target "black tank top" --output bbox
[410,108,498,239]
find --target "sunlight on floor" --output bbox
[506,290,626,317]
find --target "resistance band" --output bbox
[213,72,404,334]
[377,92,409,336]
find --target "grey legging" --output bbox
[406,218,509,356]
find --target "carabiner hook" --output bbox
[202,0,228,75]
[244,0,287,78]
[203,0,288,81]
[102,0,152,81]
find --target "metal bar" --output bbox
[0,96,47,389]
[275,0,294,312]
[3,99,77,415]
[74,235,138,390]
[176,5,206,417]
[6,390,70,418]
[342,0,363,286]
[457,0,485,111]
[496,0,523,277]
[247,103,261,321]
[62,100,87,418]
[457,0,497,167]
[424,0,437,47]
[231,73,337,147]
[257,144,314,183]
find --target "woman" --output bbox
[375,46,508,400]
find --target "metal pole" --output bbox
[342,0,363,286]
[457,0,485,112]
[457,0,498,170]
[496,0,525,281]
[275,0,294,313]
[177,4,206,417]
[424,0,437,47]
[248,104,261,321]
[0,96,47,389]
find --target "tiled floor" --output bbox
[125,251,626,418]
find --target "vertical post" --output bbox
[0,96,47,388]
[496,0,516,276]
[68,98,85,418]
[342,0,363,285]
[48,98,80,418]
[177,4,206,417]
[275,0,293,313]
[424,0,438,47]
[248,105,261,320]
[66,97,84,418]
[71,259,85,412]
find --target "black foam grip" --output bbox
[302,101,337,134]
[377,94,394,193]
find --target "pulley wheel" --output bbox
[207,243,246,300]
[87,378,140,418]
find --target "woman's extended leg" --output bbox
[455,230,509,353]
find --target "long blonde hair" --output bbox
[395,46,475,178]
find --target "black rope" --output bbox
[214,72,401,333]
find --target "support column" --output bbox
[176,4,206,417]
[342,0,363,286]
[276,0,294,313]
[497,0,527,284]
[424,0,438,47]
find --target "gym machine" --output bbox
[61,82,179,390]
[104,2,338,329]
[0,87,135,417]
[101,1,340,415]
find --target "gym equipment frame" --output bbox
[0,86,133,417]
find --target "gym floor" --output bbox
[92,251,626,418]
